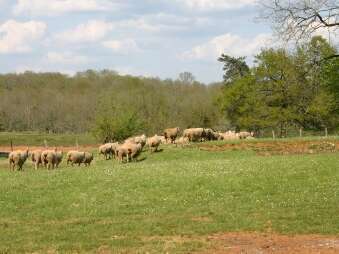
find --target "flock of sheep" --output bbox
[7,127,254,171]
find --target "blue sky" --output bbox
[0,0,273,83]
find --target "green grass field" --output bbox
[0,140,338,253]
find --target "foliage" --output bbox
[219,36,339,136]
[0,71,224,139]
[218,54,250,83]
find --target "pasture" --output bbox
[0,137,339,253]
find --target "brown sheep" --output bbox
[164,127,180,144]
[183,128,205,142]
[146,135,161,153]
[8,149,29,171]
[83,152,94,166]
[31,150,42,170]
[66,151,85,166]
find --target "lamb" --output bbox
[83,152,94,166]
[8,149,29,171]
[164,127,180,144]
[66,150,85,166]
[146,135,161,153]
[31,150,42,170]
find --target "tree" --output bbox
[218,54,250,84]
[178,72,195,84]
[260,0,339,59]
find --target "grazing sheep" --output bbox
[66,151,85,166]
[238,131,254,139]
[183,128,205,142]
[146,135,161,153]
[204,128,220,141]
[127,143,143,162]
[83,152,94,166]
[164,127,180,144]
[8,149,29,171]
[31,150,42,170]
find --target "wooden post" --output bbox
[299,128,303,137]
[325,127,328,137]
[272,130,276,139]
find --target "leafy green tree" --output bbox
[218,54,250,84]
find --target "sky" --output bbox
[0,0,274,83]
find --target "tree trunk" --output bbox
[325,127,328,137]
[272,130,276,139]
[299,128,303,137]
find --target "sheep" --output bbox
[164,127,180,144]
[183,128,205,142]
[203,128,220,141]
[8,149,29,171]
[125,134,146,150]
[146,135,161,153]
[175,136,189,147]
[127,143,143,162]
[83,152,94,166]
[219,131,239,140]
[55,150,63,168]
[66,150,85,166]
[238,131,254,139]
[116,142,143,163]
[115,144,129,163]
[31,150,42,170]
[158,135,167,144]
[41,149,57,170]
[99,144,113,160]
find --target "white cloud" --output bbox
[0,19,47,54]
[182,33,272,60]
[47,51,89,65]
[174,0,256,11]
[54,20,113,44]
[13,0,118,16]
[102,39,140,54]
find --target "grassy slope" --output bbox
[0,143,338,253]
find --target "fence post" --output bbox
[325,127,328,137]
[272,130,276,139]
[299,128,303,137]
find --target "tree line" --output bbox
[218,36,339,137]
[0,70,225,141]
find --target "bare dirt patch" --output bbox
[199,140,339,156]
[198,232,339,254]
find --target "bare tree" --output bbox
[260,0,338,55]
